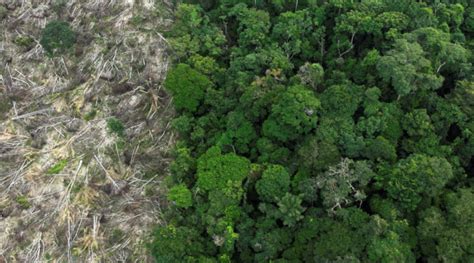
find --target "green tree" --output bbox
[196,146,250,192]
[463,6,474,33]
[255,165,290,203]
[194,147,251,256]
[272,9,325,61]
[152,1,474,261]
[320,84,362,117]
[417,189,474,261]
[164,64,212,112]
[107,117,125,137]
[369,196,400,221]
[400,109,452,156]
[150,225,207,262]
[169,142,196,184]
[366,219,415,263]
[218,111,257,154]
[386,154,453,211]
[167,184,193,208]
[262,85,320,142]
[277,193,305,227]
[229,4,271,48]
[404,27,469,72]
[297,137,341,172]
[377,39,443,97]
[169,4,226,58]
[450,80,474,116]
[313,208,371,260]
[363,136,397,161]
[256,138,291,164]
[40,20,76,57]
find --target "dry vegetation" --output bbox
[0,0,173,261]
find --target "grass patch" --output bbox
[107,117,125,137]
[16,196,31,209]
[47,159,68,174]
[14,36,35,49]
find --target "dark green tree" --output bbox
[377,39,443,97]
[40,20,76,57]
[255,165,290,203]
[277,193,305,227]
[164,64,212,112]
[262,85,320,142]
[417,189,474,261]
[152,1,474,261]
[386,154,453,211]
[149,225,207,262]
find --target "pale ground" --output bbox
[0,0,174,262]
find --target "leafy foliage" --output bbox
[40,20,75,57]
[262,85,320,142]
[152,0,474,261]
[417,189,474,262]
[386,154,454,211]
[255,165,290,203]
[196,146,250,192]
[107,117,125,137]
[16,195,31,209]
[164,63,211,113]
[149,225,207,262]
[167,184,193,208]
[14,36,35,49]
[377,39,443,97]
[277,193,305,227]
[47,159,68,175]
